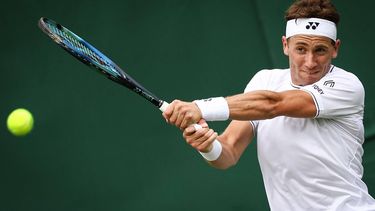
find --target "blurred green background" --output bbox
[1,0,374,210]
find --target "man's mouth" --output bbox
[303,70,319,75]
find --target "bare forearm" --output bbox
[226,90,281,120]
[206,121,253,169]
[206,142,239,169]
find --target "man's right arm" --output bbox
[184,120,254,169]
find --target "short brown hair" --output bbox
[285,0,340,25]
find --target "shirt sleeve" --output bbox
[244,69,271,93]
[300,70,364,118]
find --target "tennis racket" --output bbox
[38,17,201,129]
[38,17,170,112]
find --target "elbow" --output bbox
[266,94,288,119]
[263,91,284,119]
[214,162,237,170]
[263,103,280,119]
[210,161,237,170]
[209,145,239,170]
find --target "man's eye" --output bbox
[296,47,306,53]
[316,48,327,54]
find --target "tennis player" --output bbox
[163,0,375,210]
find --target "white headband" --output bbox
[286,18,337,40]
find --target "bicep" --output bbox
[277,90,317,118]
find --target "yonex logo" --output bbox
[313,84,324,94]
[306,22,320,30]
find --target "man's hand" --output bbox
[183,119,218,153]
[162,100,203,130]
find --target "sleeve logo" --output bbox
[323,80,335,87]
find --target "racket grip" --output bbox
[159,101,202,130]
[159,101,170,113]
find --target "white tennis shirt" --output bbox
[245,65,375,210]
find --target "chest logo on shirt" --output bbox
[313,84,324,94]
[323,80,335,87]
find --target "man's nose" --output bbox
[305,53,318,69]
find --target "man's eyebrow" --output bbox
[314,44,330,48]
[294,42,330,48]
[294,42,309,46]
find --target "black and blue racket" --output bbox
[38,17,170,112]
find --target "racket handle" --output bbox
[159,101,202,130]
[159,101,170,113]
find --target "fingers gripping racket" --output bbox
[38,17,201,129]
[38,17,169,111]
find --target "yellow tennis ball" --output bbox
[7,108,34,136]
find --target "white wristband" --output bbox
[194,97,229,121]
[199,139,222,161]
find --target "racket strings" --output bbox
[47,23,107,67]
[40,17,162,107]
[43,19,121,78]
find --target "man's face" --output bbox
[282,35,340,86]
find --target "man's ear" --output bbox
[332,39,341,59]
[282,36,289,56]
